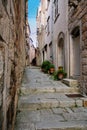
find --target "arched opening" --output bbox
[49,42,53,63]
[57,33,65,69]
[44,45,47,61]
[42,51,44,62]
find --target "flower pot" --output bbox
[58,66,63,70]
[50,68,55,74]
[58,73,64,80]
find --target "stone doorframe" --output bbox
[42,44,48,62]
[57,32,65,70]
[69,24,81,79]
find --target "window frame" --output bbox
[47,16,50,35]
[54,0,59,23]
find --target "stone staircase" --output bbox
[20,85,80,94]
[15,68,87,130]
[18,88,86,111]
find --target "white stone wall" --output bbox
[37,0,69,71]
[53,0,69,75]
[36,0,48,64]
[46,1,53,45]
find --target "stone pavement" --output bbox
[14,67,87,130]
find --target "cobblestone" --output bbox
[15,67,87,130]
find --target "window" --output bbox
[37,28,39,35]
[54,0,59,22]
[47,16,50,35]
[49,42,53,63]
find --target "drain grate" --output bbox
[66,94,84,98]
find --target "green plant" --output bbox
[53,69,67,80]
[58,69,67,80]
[49,63,55,69]
[41,60,51,73]
[53,71,59,80]
[49,63,55,74]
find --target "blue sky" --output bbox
[28,0,40,47]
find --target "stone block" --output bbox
[59,100,75,108]
[62,78,78,87]
[83,98,87,107]
[75,99,83,107]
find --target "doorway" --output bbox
[58,38,65,69]
[73,36,80,77]
[71,26,80,78]
[49,42,53,63]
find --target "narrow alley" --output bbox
[0,0,87,130]
[15,67,87,130]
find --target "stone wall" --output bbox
[0,0,27,130]
[69,0,87,94]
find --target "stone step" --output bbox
[36,121,87,130]
[15,120,87,130]
[20,86,80,95]
[15,108,87,130]
[62,78,79,87]
[18,93,85,110]
[29,66,40,69]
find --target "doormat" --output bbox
[66,94,84,98]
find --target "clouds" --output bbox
[29,18,36,32]
[29,18,36,47]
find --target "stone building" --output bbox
[52,0,69,73]
[25,18,31,66]
[68,0,87,94]
[0,0,27,130]
[25,0,31,66]
[36,0,48,63]
[36,0,87,95]
[37,0,69,71]
[29,38,36,65]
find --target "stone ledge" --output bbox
[36,120,87,130]
[62,78,79,87]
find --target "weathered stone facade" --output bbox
[0,0,27,130]
[25,1,30,66]
[68,0,87,94]
[37,0,87,95]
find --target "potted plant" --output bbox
[58,66,63,70]
[41,60,51,73]
[49,64,55,74]
[53,69,67,80]
[57,69,67,80]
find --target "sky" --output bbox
[28,0,40,47]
